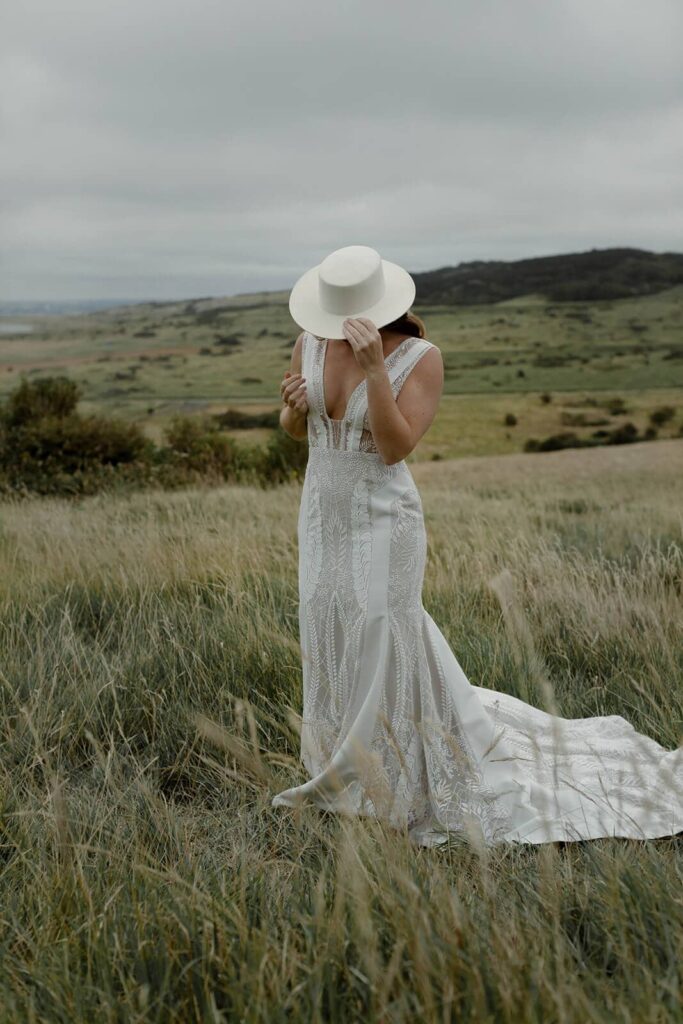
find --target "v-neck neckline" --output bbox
[320,335,412,423]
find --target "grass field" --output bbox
[2,285,682,459]
[1,438,681,1021]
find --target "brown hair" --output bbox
[380,309,426,339]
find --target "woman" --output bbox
[271,244,683,847]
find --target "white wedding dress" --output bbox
[271,331,683,847]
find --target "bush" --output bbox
[213,407,281,430]
[540,392,552,404]
[0,374,310,498]
[253,427,309,485]
[649,405,676,427]
[0,415,154,495]
[163,416,244,481]
[538,432,589,452]
[3,375,80,426]
[606,422,639,445]
[524,420,648,454]
[503,413,517,427]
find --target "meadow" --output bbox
[2,284,682,460]
[1,437,681,1022]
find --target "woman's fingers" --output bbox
[285,380,307,407]
[281,373,306,399]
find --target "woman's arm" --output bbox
[365,349,443,464]
[279,331,309,441]
[342,317,444,465]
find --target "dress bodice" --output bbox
[301,331,436,454]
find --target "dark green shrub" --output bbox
[1,413,151,471]
[504,413,517,426]
[3,375,80,426]
[606,422,639,445]
[213,408,281,430]
[649,405,675,427]
[254,427,309,485]
[0,375,309,497]
[163,416,242,480]
[537,432,582,451]
[524,432,597,453]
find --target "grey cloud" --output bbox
[1,0,682,300]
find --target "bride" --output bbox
[270,244,683,848]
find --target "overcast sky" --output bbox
[1,0,682,302]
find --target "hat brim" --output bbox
[288,258,416,339]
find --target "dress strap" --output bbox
[389,338,435,399]
[302,331,327,441]
[346,337,436,450]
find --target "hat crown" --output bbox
[317,245,386,316]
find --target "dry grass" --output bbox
[0,439,681,1021]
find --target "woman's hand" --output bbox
[341,317,386,379]
[280,371,309,414]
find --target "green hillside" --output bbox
[412,247,683,304]
[1,249,682,460]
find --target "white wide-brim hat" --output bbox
[289,244,416,339]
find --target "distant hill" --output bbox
[411,247,683,305]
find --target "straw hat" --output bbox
[288,244,416,339]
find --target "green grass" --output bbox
[0,439,681,1021]
[1,286,682,460]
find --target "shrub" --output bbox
[649,405,676,427]
[536,432,585,452]
[253,427,309,485]
[3,375,80,426]
[606,422,639,445]
[213,408,281,430]
[163,416,242,481]
[0,414,154,496]
[540,392,552,404]
[523,420,647,454]
[504,413,517,427]
[0,375,309,497]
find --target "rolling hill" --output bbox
[411,247,683,305]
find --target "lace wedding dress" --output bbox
[271,331,683,847]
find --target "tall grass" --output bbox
[0,440,681,1021]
